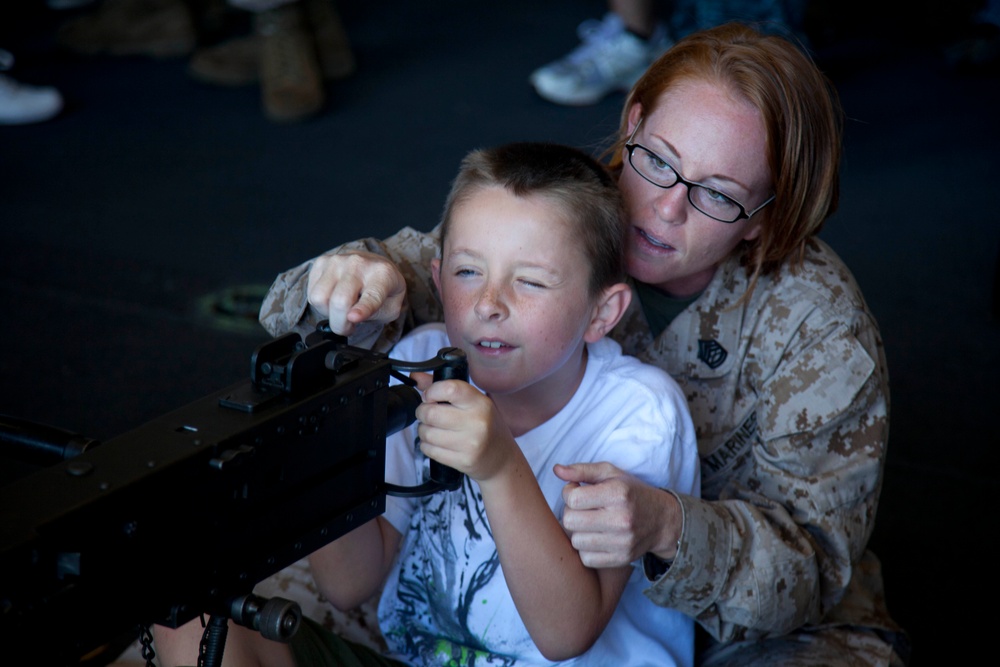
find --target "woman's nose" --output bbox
[653,183,690,222]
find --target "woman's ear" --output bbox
[584,283,632,343]
[626,103,643,137]
[742,220,763,242]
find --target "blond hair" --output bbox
[441,142,627,296]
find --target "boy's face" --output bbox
[432,186,599,399]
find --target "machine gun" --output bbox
[0,322,467,666]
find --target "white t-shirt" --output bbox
[378,324,700,666]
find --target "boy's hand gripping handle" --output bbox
[383,347,468,497]
[429,348,468,491]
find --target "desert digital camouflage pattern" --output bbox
[259,226,908,666]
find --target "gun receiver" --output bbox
[0,322,467,665]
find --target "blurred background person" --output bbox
[54,0,354,122]
[529,0,808,106]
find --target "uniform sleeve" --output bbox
[645,313,890,642]
[258,225,445,352]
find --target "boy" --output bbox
[153,142,699,666]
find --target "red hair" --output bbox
[606,22,843,297]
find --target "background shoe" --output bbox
[188,0,354,87]
[0,74,63,125]
[303,0,356,80]
[56,0,197,59]
[529,12,671,106]
[256,4,324,122]
[188,34,262,86]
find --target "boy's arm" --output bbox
[481,453,632,661]
[416,380,631,661]
[307,516,401,612]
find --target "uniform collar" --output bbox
[644,254,749,379]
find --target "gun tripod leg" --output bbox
[197,615,229,667]
[193,593,302,666]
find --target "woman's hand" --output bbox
[306,250,407,335]
[554,462,683,568]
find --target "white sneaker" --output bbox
[0,74,64,125]
[530,13,672,106]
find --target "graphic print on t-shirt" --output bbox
[382,475,523,666]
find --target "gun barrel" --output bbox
[0,414,99,466]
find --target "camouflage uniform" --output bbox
[259,226,910,667]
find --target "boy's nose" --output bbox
[474,285,509,321]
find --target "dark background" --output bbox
[2,1,998,664]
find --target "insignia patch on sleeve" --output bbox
[697,339,728,369]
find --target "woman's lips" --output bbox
[635,226,675,252]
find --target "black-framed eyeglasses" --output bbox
[624,118,775,224]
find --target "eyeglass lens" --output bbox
[629,146,743,222]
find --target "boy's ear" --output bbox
[431,258,442,293]
[583,282,632,343]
